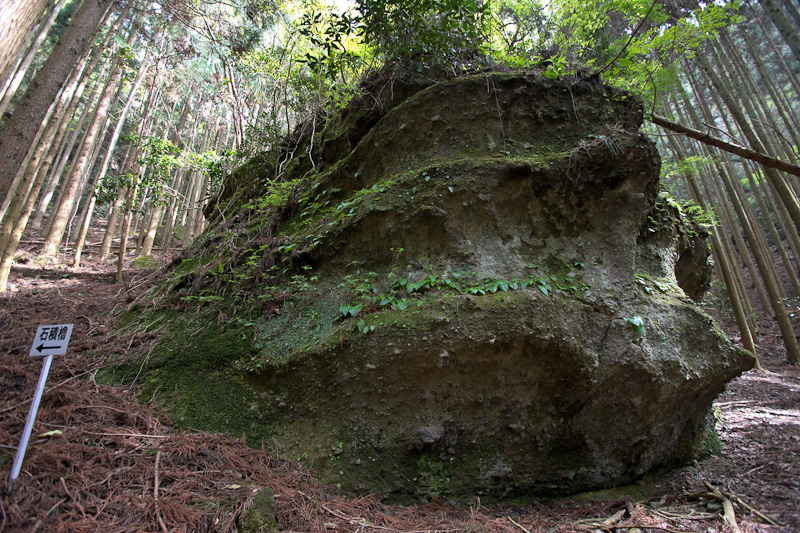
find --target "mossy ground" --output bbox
[100,306,274,446]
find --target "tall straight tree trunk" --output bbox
[677,82,779,315]
[661,99,763,346]
[114,51,162,280]
[0,0,52,92]
[726,178,800,363]
[729,30,800,155]
[743,160,800,297]
[138,202,164,257]
[683,61,800,278]
[182,171,201,248]
[0,143,62,291]
[0,0,70,117]
[116,180,138,283]
[67,103,114,245]
[710,34,798,164]
[0,0,115,205]
[0,0,123,225]
[694,51,800,232]
[30,134,71,229]
[25,48,119,232]
[782,0,800,27]
[670,86,773,311]
[0,79,67,221]
[764,181,800,274]
[40,49,125,257]
[69,122,111,260]
[749,4,800,98]
[687,59,800,363]
[221,60,245,149]
[98,141,137,260]
[760,0,800,62]
[692,50,800,291]
[143,92,192,255]
[72,55,148,266]
[0,47,102,291]
[180,123,214,248]
[0,54,103,233]
[158,167,187,252]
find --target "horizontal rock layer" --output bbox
[135,71,754,503]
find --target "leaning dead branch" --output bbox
[649,113,800,177]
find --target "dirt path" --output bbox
[1,255,798,532]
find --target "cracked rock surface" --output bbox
[143,71,755,502]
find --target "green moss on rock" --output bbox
[109,70,753,504]
[239,487,278,533]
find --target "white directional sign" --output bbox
[9,323,76,491]
[29,324,74,356]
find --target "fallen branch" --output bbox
[607,526,685,533]
[731,494,781,527]
[741,462,774,477]
[603,509,627,525]
[154,449,168,533]
[508,516,532,533]
[705,485,782,527]
[704,482,741,533]
[649,114,800,178]
[82,431,168,438]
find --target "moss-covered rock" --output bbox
[116,70,754,504]
[239,487,278,533]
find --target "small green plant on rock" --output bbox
[623,315,646,335]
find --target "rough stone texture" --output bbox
[152,71,754,503]
[238,487,278,533]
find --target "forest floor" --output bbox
[0,237,798,532]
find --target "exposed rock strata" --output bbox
[145,71,754,502]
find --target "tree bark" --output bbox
[73,55,149,266]
[0,0,53,94]
[138,202,164,256]
[760,0,800,62]
[693,51,800,231]
[0,0,114,206]
[666,136,757,356]
[40,49,125,257]
[0,0,70,117]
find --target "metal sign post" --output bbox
[7,324,74,491]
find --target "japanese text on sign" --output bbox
[29,324,74,356]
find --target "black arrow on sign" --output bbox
[36,344,60,352]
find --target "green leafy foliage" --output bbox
[623,315,646,335]
[355,0,489,64]
[297,10,363,80]
[337,265,587,320]
[245,177,305,211]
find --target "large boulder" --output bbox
[134,71,754,503]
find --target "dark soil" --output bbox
[0,240,798,532]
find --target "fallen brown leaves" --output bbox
[0,255,796,532]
